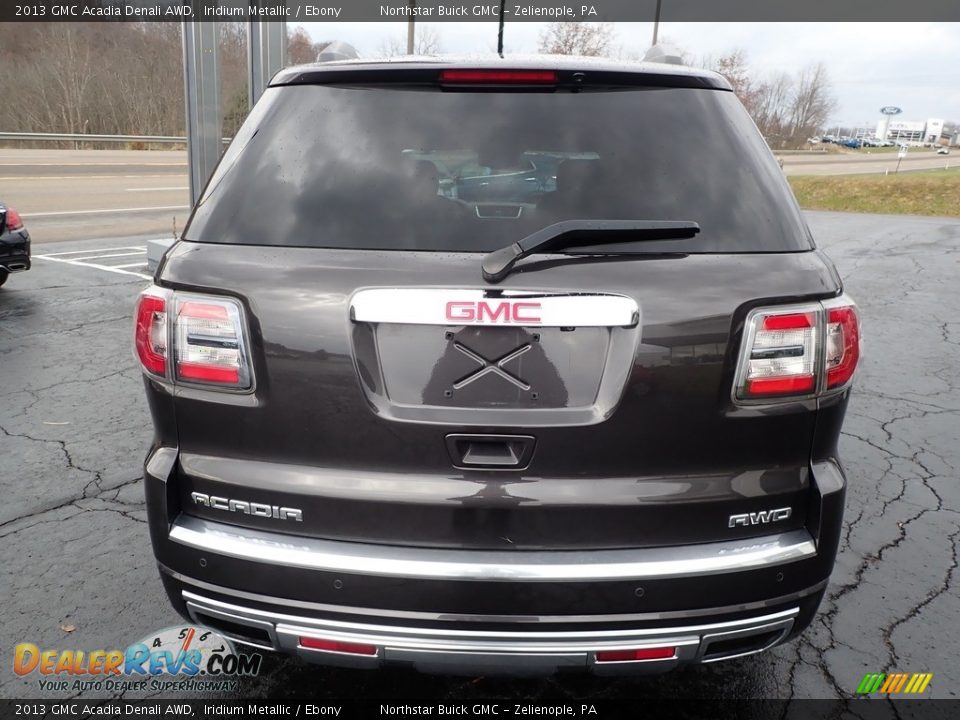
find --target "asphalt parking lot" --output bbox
[1,210,958,701]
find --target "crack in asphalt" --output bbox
[0,473,144,538]
[881,525,960,672]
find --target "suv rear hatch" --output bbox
[150,63,840,551]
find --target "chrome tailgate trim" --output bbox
[169,514,816,582]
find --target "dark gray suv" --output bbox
[136,57,860,675]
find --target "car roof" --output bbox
[270,54,732,91]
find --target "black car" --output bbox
[136,57,860,675]
[0,203,30,286]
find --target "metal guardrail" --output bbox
[0,132,230,144]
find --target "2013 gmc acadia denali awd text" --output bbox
[135,57,861,675]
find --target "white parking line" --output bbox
[41,246,149,257]
[34,253,152,280]
[0,174,183,181]
[125,187,189,192]
[69,250,147,262]
[22,205,188,218]
[112,262,149,269]
[0,162,186,167]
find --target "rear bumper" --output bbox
[145,448,845,675]
[171,584,811,675]
[0,230,31,273]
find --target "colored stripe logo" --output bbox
[857,672,933,694]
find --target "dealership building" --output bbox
[876,117,945,145]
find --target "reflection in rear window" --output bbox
[185,84,813,254]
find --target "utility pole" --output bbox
[407,0,416,54]
[651,0,662,45]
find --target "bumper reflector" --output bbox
[298,637,378,656]
[595,646,676,663]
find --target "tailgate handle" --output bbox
[445,434,536,470]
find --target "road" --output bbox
[779,149,954,176]
[1,148,954,243]
[0,149,189,243]
[1,211,958,702]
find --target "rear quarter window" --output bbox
[185,83,813,254]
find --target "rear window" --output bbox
[185,83,813,253]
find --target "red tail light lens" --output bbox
[439,69,558,84]
[134,287,252,390]
[595,646,676,663]
[747,375,816,396]
[762,312,814,331]
[298,637,378,656]
[825,305,860,388]
[175,297,250,388]
[134,293,168,377]
[739,305,819,399]
[4,207,24,231]
[735,295,860,402]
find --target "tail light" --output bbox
[134,287,252,390]
[824,304,860,388]
[735,295,860,403]
[3,207,24,231]
[134,292,168,376]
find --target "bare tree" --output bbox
[787,63,836,141]
[288,27,316,64]
[378,26,443,57]
[751,73,794,144]
[690,48,834,148]
[713,50,754,107]
[537,22,615,57]
[287,27,333,64]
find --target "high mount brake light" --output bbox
[735,296,860,402]
[439,69,558,84]
[134,287,252,390]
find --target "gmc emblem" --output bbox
[728,507,792,528]
[445,300,542,324]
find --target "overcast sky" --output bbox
[292,22,960,127]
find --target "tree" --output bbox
[288,27,316,64]
[287,26,333,64]
[713,50,755,109]
[692,49,836,148]
[378,26,443,56]
[787,63,836,141]
[751,73,794,144]
[537,22,615,57]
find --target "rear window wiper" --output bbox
[481,219,700,283]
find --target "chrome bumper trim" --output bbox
[183,590,798,671]
[169,514,816,582]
